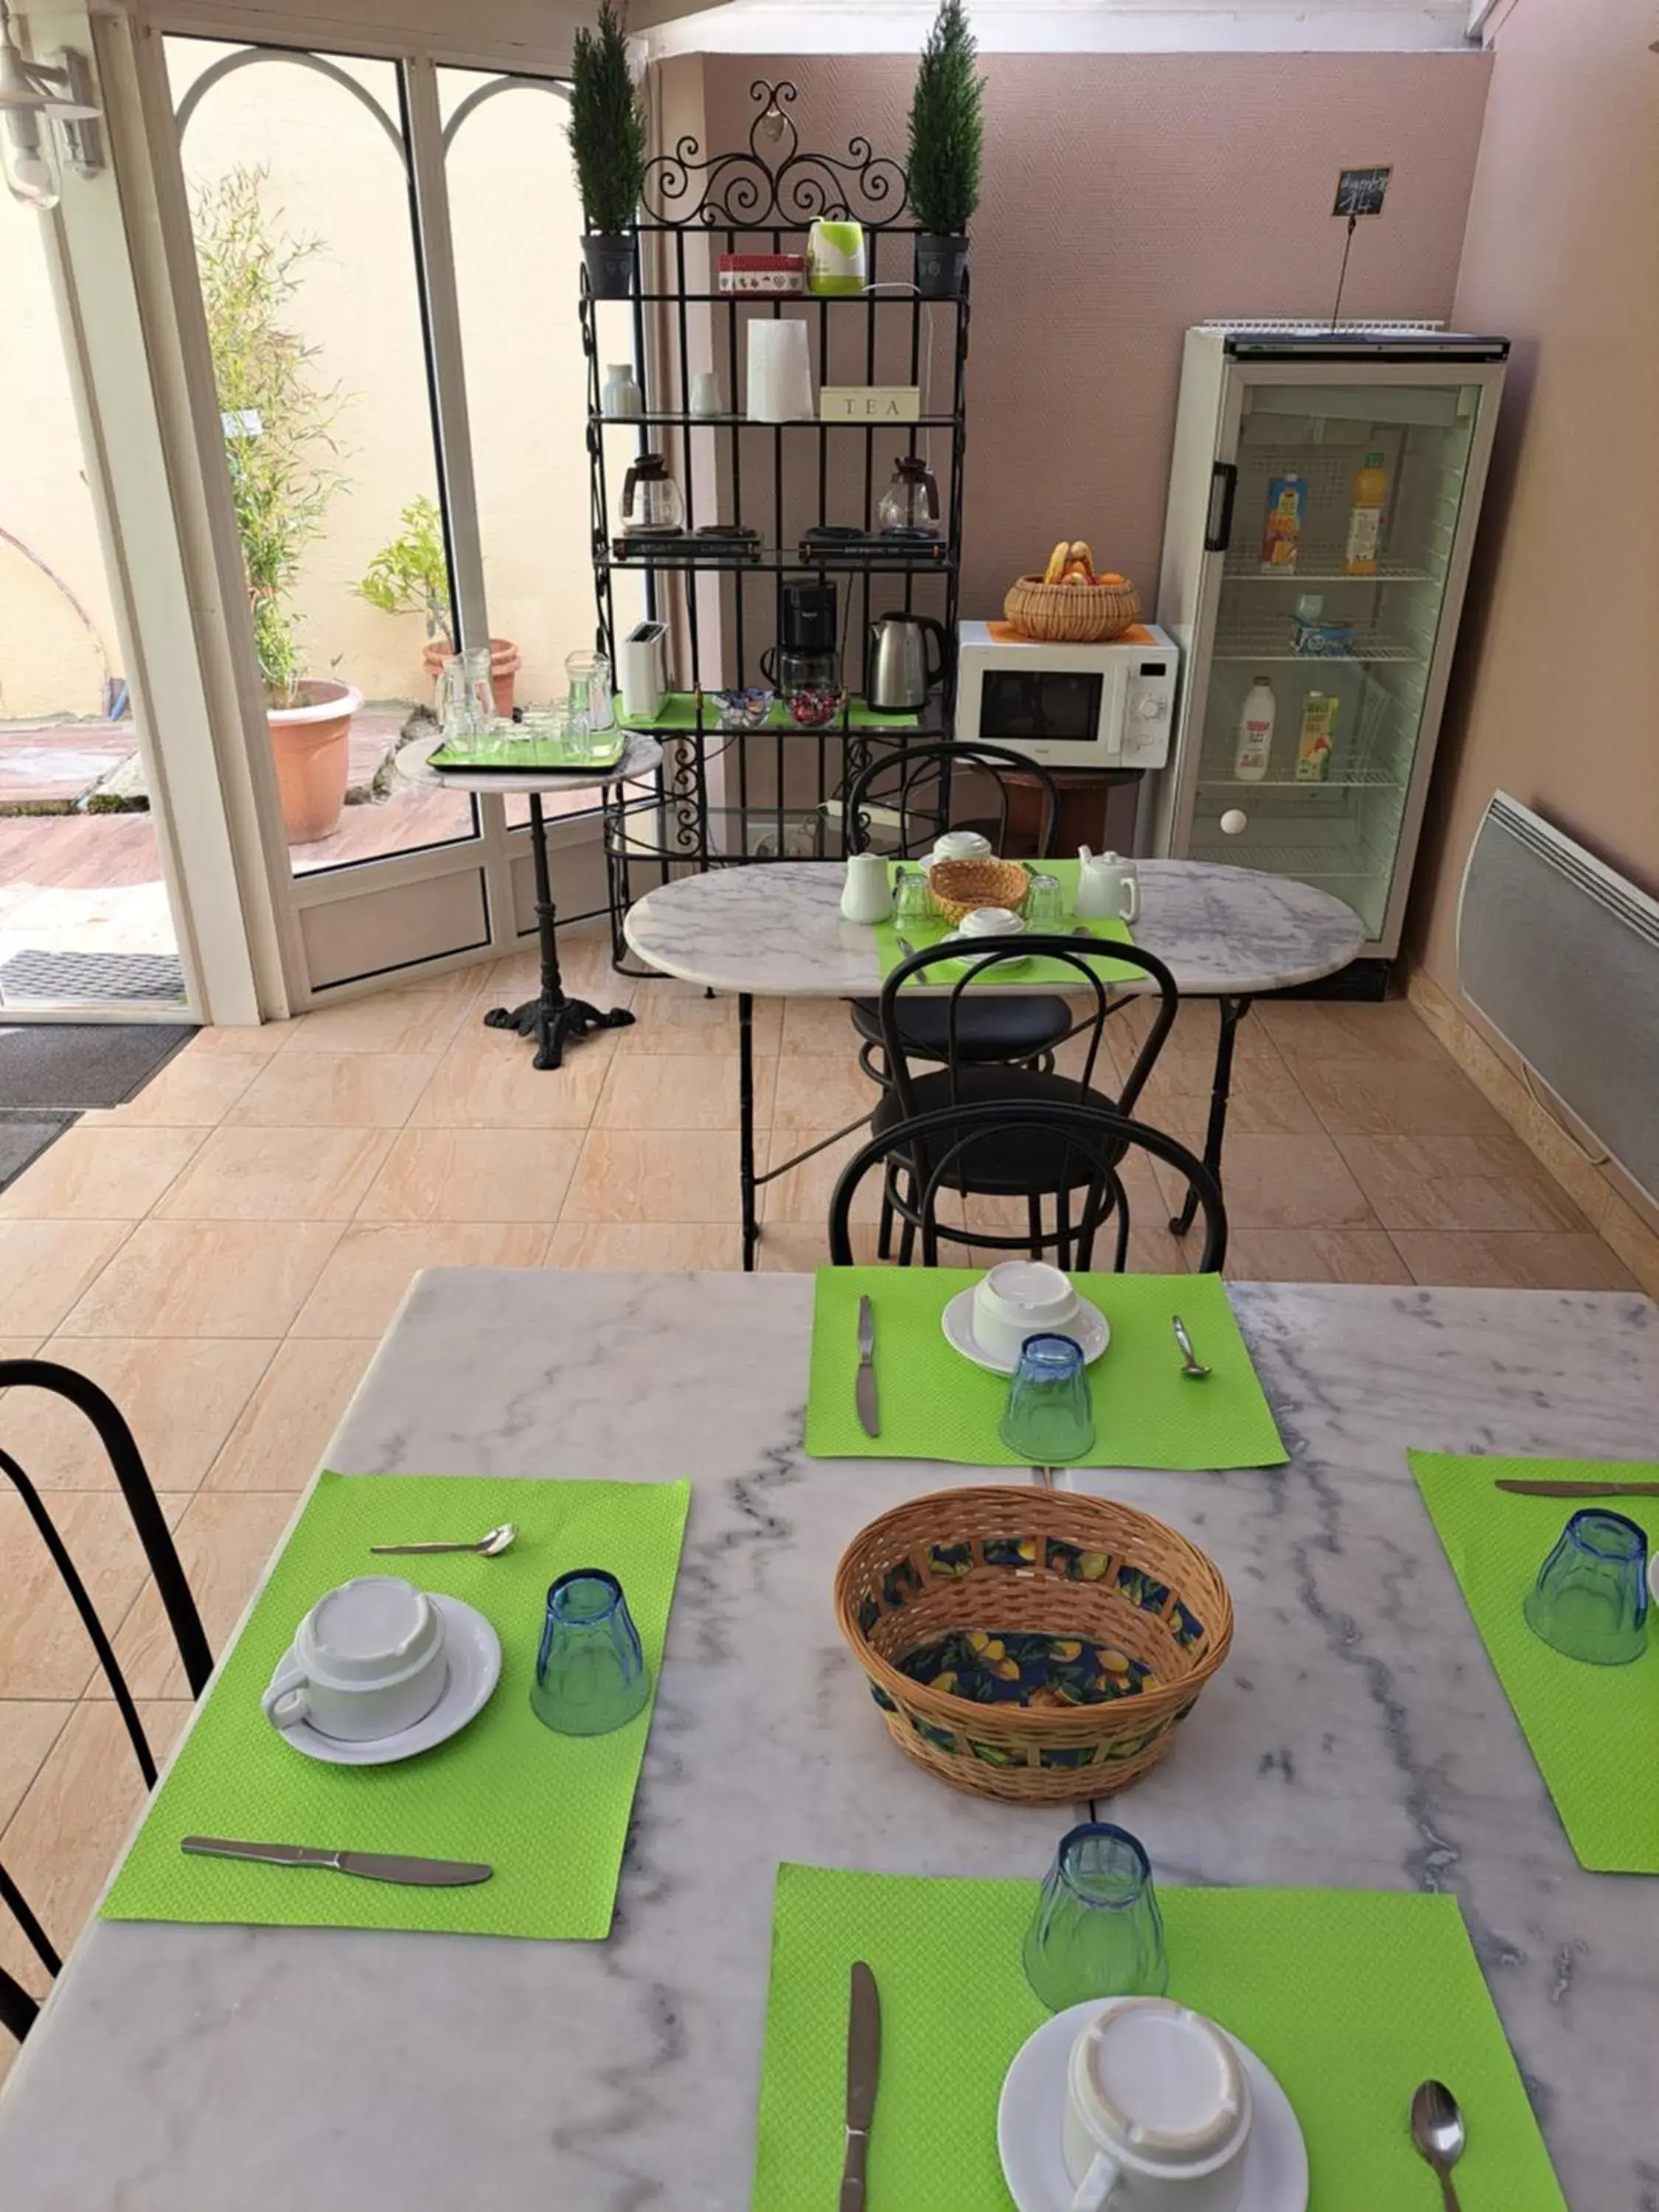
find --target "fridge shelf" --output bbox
[1197,768,1405,790]
[1212,624,1419,665]
[1222,556,1435,584]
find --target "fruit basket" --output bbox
[1004,539,1141,643]
[834,1486,1234,1806]
[926,857,1031,927]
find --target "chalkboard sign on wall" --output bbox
[1333,166,1393,219]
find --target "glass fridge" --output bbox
[1151,325,1509,963]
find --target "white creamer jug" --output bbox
[841,852,894,924]
[1076,847,1138,923]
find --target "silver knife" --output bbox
[855,1295,880,1438]
[181,1837,493,1886]
[1495,1478,1659,1498]
[840,1961,881,2212]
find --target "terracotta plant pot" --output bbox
[422,636,522,718]
[267,678,361,844]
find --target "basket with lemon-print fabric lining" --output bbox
[833,1486,1233,1806]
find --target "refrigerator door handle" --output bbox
[1203,461,1238,552]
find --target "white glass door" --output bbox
[1185,375,1492,947]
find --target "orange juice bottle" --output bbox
[1344,451,1390,575]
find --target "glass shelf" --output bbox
[1211,623,1419,665]
[1196,768,1405,790]
[1221,555,1436,584]
[592,412,961,430]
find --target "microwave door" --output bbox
[977,664,1121,760]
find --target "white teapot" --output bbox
[841,852,894,925]
[1075,846,1138,923]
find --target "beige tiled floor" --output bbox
[0,936,1639,2078]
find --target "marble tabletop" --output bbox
[1,1268,1654,2210]
[623,858,1365,998]
[431,729,662,796]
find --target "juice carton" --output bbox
[1260,475,1307,571]
[1295,692,1340,782]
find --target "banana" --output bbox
[1068,540,1096,582]
[1042,540,1071,587]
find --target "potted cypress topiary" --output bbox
[908,0,984,300]
[569,1,647,300]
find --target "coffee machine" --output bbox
[761,578,844,727]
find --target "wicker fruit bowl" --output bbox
[1003,572,1141,644]
[927,856,1031,927]
[834,1486,1234,1806]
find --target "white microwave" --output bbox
[955,621,1179,769]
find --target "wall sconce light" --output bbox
[0,1,103,212]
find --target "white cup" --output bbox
[261,1576,448,1742]
[689,369,723,417]
[1062,1999,1252,2212]
[956,905,1026,940]
[932,830,994,863]
[971,1260,1079,1365]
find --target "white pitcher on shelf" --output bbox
[841,852,894,925]
[1075,846,1138,923]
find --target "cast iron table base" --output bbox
[481,790,633,1072]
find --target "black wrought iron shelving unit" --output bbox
[579,80,970,967]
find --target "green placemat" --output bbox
[806,1267,1287,1469]
[428,729,627,772]
[1409,1450,1659,1872]
[876,859,1141,987]
[752,1864,1566,2211]
[102,1472,689,1940]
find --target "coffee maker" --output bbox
[762,578,844,726]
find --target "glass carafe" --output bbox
[877,453,941,536]
[620,453,684,535]
[565,650,614,734]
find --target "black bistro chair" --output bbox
[829,1098,1228,1275]
[841,742,1074,1079]
[862,933,1184,1265]
[0,1360,212,2042]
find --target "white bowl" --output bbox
[956,906,1027,939]
[932,831,994,863]
[972,1262,1081,1366]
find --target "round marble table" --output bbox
[434,731,662,1070]
[625,859,1363,1266]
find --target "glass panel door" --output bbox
[1186,380,1481,942]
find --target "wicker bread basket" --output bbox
[1003,573,1141,644]
[926,856,1031,927]
[834,1486,1233,1806]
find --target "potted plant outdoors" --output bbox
[568,0,647,299]
[358,495,521,717]
[908,0,984,300]
[195,165,358,845]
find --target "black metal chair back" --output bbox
[843,741,1060,860]
[830,1099,1228,1274]
[880,933,1179,1121]
[0,1360,212,2043]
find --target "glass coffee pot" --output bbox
[877,453,941,537]
[619,453,685,536]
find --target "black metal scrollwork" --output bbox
[639,79,910,229]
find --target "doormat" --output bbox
[0,1023,194,1109]
[0,950,187,1005]
[0,1112,76,1189]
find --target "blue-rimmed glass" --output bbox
[1023,1823,1169,2011]
[1523,1509,1649,1666]
[999,1333,1094,1465]
[529,1569,651,1735]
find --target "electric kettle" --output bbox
[866,611,949,712]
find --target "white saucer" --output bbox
[942,936,1032,977]
[265,1593,502,1767]
[942,1286,1110,1375]
[998,1998,1309,2212]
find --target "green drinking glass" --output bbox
[999,1333,1095,1465]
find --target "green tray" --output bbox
[428,728,628,772]
[102,1471,689,1941]
[752,1864,1567,2211]
[806,1267,1287,1470]
[877,858,1140,987]
[1409,1450,1659,1871]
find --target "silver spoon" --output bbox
[1172,1315,1211,1380]
[369,1523,518,1558]
[1410,2079,1467,2211]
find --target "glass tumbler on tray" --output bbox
[1023,1822,1169,2011]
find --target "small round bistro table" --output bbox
[434,731,663,1071]
[623,858,1363,1267]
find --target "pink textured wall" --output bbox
[703,53,1491,616]
[1411,0,1659,987]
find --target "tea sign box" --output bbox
[819,386,922,423]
